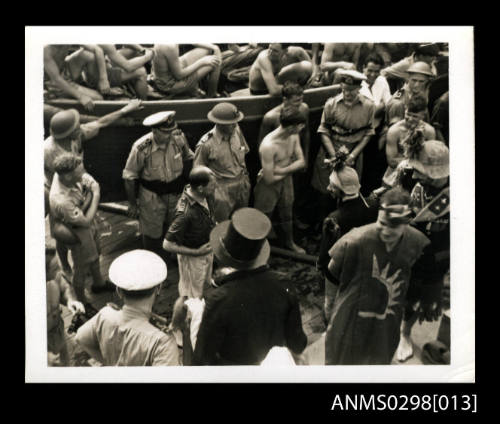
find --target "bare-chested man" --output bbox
[253,106,306,253]
[44,45,107,111]
[64,44,154,99]
[249,43,312,96]
[320,43,362,85]
[151,44,222,98]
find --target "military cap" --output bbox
[109,249,167,291]
[407,61,434,77]
[329,166,361,195]
[338,69,367,86]
[143,111,177,130]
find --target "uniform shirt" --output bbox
[317,93,375,145]
[44,121,100,188]
[194,126,249,179]
[381,54,438,80]
[49,172,98,226]
[165,186,216,249]
[122,130,194,183]
[75,304,180,366]
[360,77,392,108]
[193,265,307,365]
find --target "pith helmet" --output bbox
[407,61,434,77]
[408,140,449,179]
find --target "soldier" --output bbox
[395,140,450,362]
[311,69,375,223]
[193,103,251,223]
[75,249,181,366]
[122,111,194,262]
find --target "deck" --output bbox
[45,203,442,367]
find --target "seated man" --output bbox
[75,249,181,366]
[44,45,107,111]
[248,43,312,96]
[151,44,222,98]
[64,44,154,99]
[254,106,306,253]
[319,43,361,85]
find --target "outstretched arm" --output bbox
[94,99,143,129]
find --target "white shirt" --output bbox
[360,76,392,107]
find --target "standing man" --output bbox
[45,100,142,275]
[384,61,434,131]
[192,208,308,365]
[258,81,312,229]
[194,103,251,223]
[49,153,115,308]
[249,43,312,96]
[75,249,181,366]
[311,69,375,222]
[151,44,222,98]
[122,111,194,262]
[163,166,217,299]
[382,95,436,188]
[395,140,450,362]
[324,187,438,364]
[254,106,307,253]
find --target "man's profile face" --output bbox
[341,84,360,103]
[408,73,429,95]
[268,43,283,62]
[363,62,381,85]
[284,94,303,109]
[376,211,407,246]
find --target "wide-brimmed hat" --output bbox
[143,111,177,131]
[207,102,244,124]
[408,140,449,179]
[109,249,167,291]
[210,208,271,270]
[330,166,361,195]
[50,109,80,140]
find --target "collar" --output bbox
[184,186,208,208]
[121,304,152,321]
[338,92,363,106]
[151,134,168,152]
[216,265,270,286]
[214,126,233,143]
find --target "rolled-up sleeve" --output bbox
[122,146,143,180]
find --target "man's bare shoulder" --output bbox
[263,105,281,120]
[155,44,178,55]
[259,132,278,152]
[387,120,406,136]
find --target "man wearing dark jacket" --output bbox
[192,207,307,365]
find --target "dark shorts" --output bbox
[85,66,124,88]
[152,72,199,95]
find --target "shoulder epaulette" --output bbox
[197,131,214,146]
[171,129,188,150]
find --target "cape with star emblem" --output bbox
[411,185,450,223]
[325,223,430,364]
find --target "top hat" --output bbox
[210,208,271,270]
[207,102,244,124]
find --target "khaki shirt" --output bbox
[194,126,249,179]
[318,93,375,146]
[122,130,194,183]
[75,304,181,366]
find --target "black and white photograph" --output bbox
[25,26,475,383]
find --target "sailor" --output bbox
[123,111,194,262]
[311,69,375,222]
[193,102,251,222]
[75,249,181,366]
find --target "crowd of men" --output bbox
[43,42,450,367]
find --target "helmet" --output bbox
[330,166,361,195]
[407,61,434,77]
[408,140,449,179]
[50,109,80,140]
[207,102,244,124]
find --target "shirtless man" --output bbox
[44,45,107,111]
[64,44,154,99]
[320,43,361,85]
[249,43,312,96]
[151,44,222,98]
[253,106,306,253]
